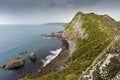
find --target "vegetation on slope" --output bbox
[21,12,120,80]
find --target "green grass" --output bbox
[21,12,115,80]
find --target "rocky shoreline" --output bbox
[0,31,76,80]
[27,47,69,78]
[20,33,76,79]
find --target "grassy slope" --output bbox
[21,12,119,80]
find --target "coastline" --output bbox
[21,35,76,79]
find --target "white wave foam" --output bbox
[42,36,51,40]
[45,37,51,39]
[41,48,62,67]
[49,48,62,55]
[41,59,45,63]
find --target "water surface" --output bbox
[0,24,65,80]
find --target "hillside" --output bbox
[21,12,120,80]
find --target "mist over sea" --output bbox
[0,24,65,80]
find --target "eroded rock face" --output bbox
[62,12,88,40]
[1,58,25,70]
[30,52,36,61]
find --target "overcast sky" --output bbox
[0,0,120,24]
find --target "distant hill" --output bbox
[44,22,67,26]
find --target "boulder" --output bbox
[1,57,25,70]
[19,50,27,55]
[0,65,6,69]
[30,52,36,61]
[51,32,56,37]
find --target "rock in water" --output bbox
[19,50,27,55]
[2,57,25,70]
[30,52,36,61]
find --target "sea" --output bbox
[0,24,65,80]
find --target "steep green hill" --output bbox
[21,12,120,80]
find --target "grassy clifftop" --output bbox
[21,12,120,80]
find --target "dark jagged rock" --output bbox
[57,31,63,33]
[19,50,27,55]
[44,32,62,39]
[30,52,37,61]
[1,57,25,70]
[0,65,6,69]
[51,32,56,37]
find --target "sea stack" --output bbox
[30,52,37,61]
[1,57,25,70]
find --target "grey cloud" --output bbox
[0,0,100,11]
[0,0,120,24]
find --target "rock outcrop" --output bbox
[62,12,88,40]
[1,57,25,70]
[19,50,27,55]
[30,52,36,61]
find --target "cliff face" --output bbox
[62,12,120,41]
[62,12,88,40]
[21,12,120,80]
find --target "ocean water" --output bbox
[0,24,65,80]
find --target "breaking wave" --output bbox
[41,48,62,67]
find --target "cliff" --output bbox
[21,12,120,80]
